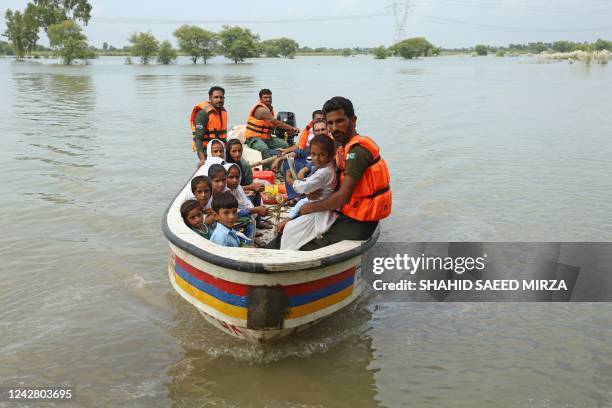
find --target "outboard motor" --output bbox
[273,112,297,145]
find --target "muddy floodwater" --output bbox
[1,55,611,407]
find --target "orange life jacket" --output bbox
[245,102,275,140]
[336,135,392,222]
[189,102,227,151]
[297,120,314,149]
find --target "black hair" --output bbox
[312,118,327,128]
[309,134,336,158]
[311,109,324,119]
[259,88,272,98]
[211,191,238,212]
[226,163,241,176]
[208,86,225,97]
[191,176,211,194]
[180,199,201,223]
[322,96,355,119]
[207,163,227,179]
[225,139,243,164]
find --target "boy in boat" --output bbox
[209,192,251,247]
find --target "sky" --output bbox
[2,0,612,49]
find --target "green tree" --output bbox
[173,25,217,64]
[552,41,576,53]
[0,40,14,55]
[371,45,387,59]
[275,37,298,58]
[128,32,159,64]
[157,40,177,64]
[102,41,108,51]
[474,44,488,56]
[393,37,433,59]
[219,25,259,63]
[531,43,548,53]
[3,9,39,59]
[260,39,280,57]
[47,19,90,64]
[342,48,352,57]
[593,38,612,51]
[26,0,92,32]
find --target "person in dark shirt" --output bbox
[191,86,227,168]
[298,96,392,250]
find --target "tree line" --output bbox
[126,26,300,65]
[452,39,612,56]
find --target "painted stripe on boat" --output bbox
[283,267,357,296]
[175,263,249,307]
[176,256,249,296]
[174,271,248,319]
[287,285,354,319]
[288,275,355,307]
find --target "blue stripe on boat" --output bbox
[288,275,355,307]
[175,263,249,307]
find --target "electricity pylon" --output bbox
[386,1,412,43]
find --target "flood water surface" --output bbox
[1,56,611,407]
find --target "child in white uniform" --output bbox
[279,134,338,250]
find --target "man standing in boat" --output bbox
[298,96,392,250]
[190,86,227,168]
[244,89,299,160]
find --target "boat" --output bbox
[162,126,380,343]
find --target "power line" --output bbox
[92,13,388,25]
[413,0,612,15]
[91,11,612,34]
[414,12,612,32]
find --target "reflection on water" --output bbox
[167,291,380,407]
[223,75,255,87]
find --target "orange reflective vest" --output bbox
[336,135,392,222]
[245,103,275,140]
[297,120,314,149]
[189,102,227,151]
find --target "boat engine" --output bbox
[273,111,297,146]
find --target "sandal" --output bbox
[256,218,274,230]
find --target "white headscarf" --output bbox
[206,139,226,160]
[224,163,253,210]
[185,157,227,201]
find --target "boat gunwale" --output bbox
[162,171,380,274]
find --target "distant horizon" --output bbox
[2,0,612,49]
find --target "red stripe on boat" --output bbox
[283,267,356,296]
[175,256,250,296]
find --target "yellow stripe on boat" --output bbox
[174,271,248,320]
[286,285,354,319]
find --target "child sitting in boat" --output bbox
[207,139,225,160]
[277,134,338,250]
[180,199,212,239]
[225,138,264,197]
[190,175,215,228]
[207,163,229,195]
[209,192,251,247]
[225,163,270,238]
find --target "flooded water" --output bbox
[1,55,611,407]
